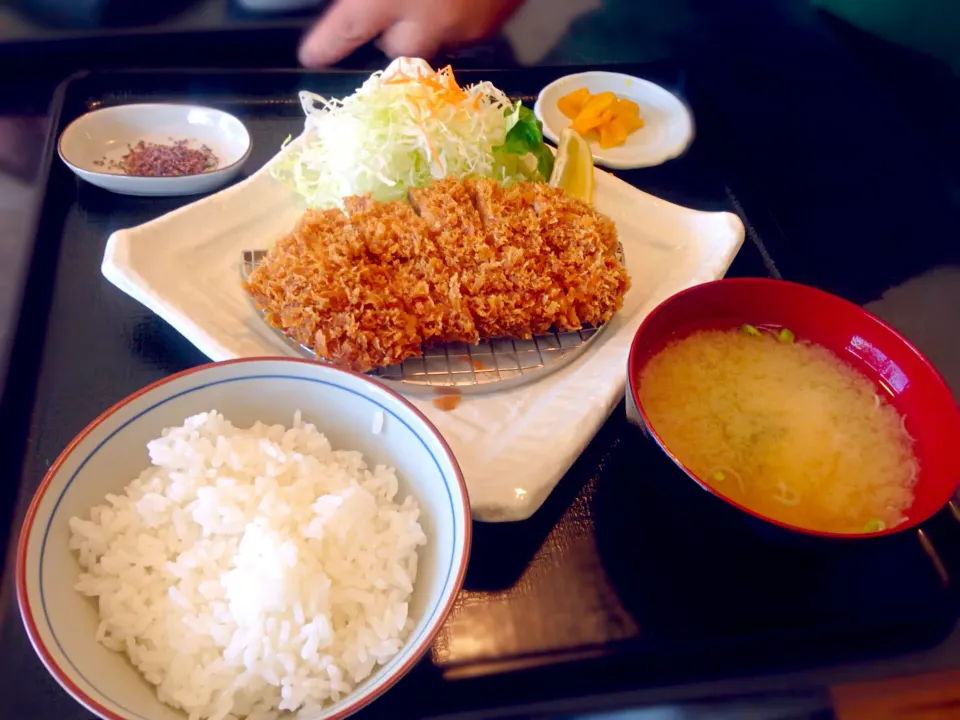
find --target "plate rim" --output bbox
[534,70,695,170]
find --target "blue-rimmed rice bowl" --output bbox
[16,357,470,720]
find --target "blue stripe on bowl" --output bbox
[38,374,458,720]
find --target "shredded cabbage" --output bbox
[271,58,543,208]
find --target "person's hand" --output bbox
[298,0,524,67]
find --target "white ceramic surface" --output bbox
[534,71,694,170]
[58,103,252,197]
[17,358,471,720]
[102,133,745,522]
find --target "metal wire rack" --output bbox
[241,250,611,395]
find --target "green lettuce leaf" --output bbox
[493,103,555,181]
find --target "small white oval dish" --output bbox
[534,71,695,170]
[58,103,252,197]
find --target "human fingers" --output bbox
[378,0,525,58]
[298,0,395,67]
[378,19,441,60]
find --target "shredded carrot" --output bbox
[383,65,471,110]
[425,137,442,169]
[378,64,481,169]
[409,102,443,169]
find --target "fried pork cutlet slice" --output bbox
[290,206,358,265]
[407,177,485,245]
[244,208,353,349]
[311,262,423,371]
[411,176,628,338]
[408,178,520,339]
[343,195,478,345]
[529,183,630,329]
[466,178,574,336]
[244,206,423,372]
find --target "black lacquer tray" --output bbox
[0,66,957,719]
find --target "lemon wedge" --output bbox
[549,128,595,204]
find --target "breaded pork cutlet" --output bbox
[529,182,628,329]
[408,178,520,339]
[342,195,478,345]
[466,178,578,336]
[245,207,424,371]
[244,177,629,373]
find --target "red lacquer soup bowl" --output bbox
[626,278,960,539]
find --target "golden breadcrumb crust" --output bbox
[243,177,630,372]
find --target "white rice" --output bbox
[68,410,427,720]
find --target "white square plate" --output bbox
[103,137,745,521]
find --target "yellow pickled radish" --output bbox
[549,128,595,205]
[558,87,591,119]
[617,99,645,133]
[616,97,641,118]
[599,116,630,149]
[560,90,644,148]
[570,91,617,136]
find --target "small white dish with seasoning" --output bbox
[58,103,252,197]
[534,71,694,170]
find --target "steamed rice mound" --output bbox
[68,411,427,720]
